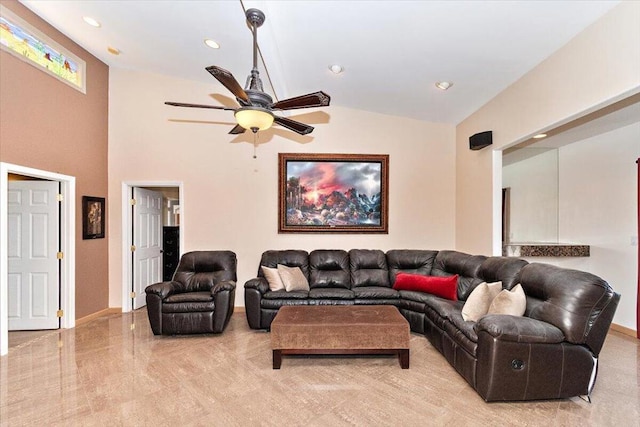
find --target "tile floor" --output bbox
[1,309,638,426]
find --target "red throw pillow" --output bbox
[393,273,459,301]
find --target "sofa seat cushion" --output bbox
[443,316,478,356]
[263,290,309,299]
[353,286,399,299]
[261,299,310,310]
[399,298,427,313]
[162,297,215,313]
[421,295,465,331]
[164,291,213,303]
[448,312,479,344]
[308,288,355,300]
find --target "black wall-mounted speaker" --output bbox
[469,131,492,151]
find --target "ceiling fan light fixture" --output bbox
[204,39,220,49]
[435,81,453,90]
[234,107,274,132]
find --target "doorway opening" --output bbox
[0,162,76,356]
[120,182,183,313]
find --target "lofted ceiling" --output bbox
[19,0,620,125]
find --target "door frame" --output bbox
[0,162,76,356]
[120,181,184,313]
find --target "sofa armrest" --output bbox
[145,281,179,335]
[145,281,179,300]
[244,277,269,294]
[476,315,565,344]
[211,280,236,295]
[244,277,268,329]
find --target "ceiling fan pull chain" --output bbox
[253,132,258,159]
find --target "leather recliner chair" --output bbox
[145,251,237,335]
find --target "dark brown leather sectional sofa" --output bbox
[244,249,620,402]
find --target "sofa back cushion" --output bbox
[349,249,390,288]
[519,263,620,355]
[173,251,237,293]
[258,250,309,280]
[309,250,350,289]
[431,250,487,300]
[386,250,438,284]
[477,256,528,290]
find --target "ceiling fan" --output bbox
[165,8,330,136]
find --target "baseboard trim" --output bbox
[76,308,121,326]
[610,323,637,338]
[234,306,245,313]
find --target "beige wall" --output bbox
[555,122,639,330]
[108,69,456,307]
[0,0,109,318]
[455,1,640,255]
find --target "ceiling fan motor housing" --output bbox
[246,89,272,107]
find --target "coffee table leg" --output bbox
[399,349,409,369]
[273,350,282,369]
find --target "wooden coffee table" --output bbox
[270,305,410,369]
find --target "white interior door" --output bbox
[7,180,60,330]
[132,187,163,309]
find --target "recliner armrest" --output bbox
[145,281,179,300]
[476,315,565,344]
[244,277,269,295]
[211,280,236,295]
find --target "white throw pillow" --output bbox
[461,281,503,322]
[277,264,310,292]
[487,284,526,317]
[261,266,285,292]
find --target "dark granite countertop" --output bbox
[503,243,590,257]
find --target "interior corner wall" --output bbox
[0,0,109,318]
[107,68,456,308]
[455,1,640,256]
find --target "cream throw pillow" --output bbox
[487,284,526,316]
[461,281,502,322]
[261,266,285,292]
[277,264,310,292]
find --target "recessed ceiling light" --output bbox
[435,81,453,90]
[533,133,548,139]
[82,16,101,28]
[107,46,120,55]
[329,64,344,74]
[204,39,220,49]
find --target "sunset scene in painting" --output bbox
[285,160,382,227]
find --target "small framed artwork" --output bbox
[279,153,389,233]
[82,196,105,239]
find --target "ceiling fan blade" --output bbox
[228,124,246,135]
[271,91,331,111]
[205,65,250,104]
[164,102,235,111]
[274,116,314,135]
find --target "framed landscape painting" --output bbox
[279,153,389,233]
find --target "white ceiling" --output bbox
[20,0,620,124]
